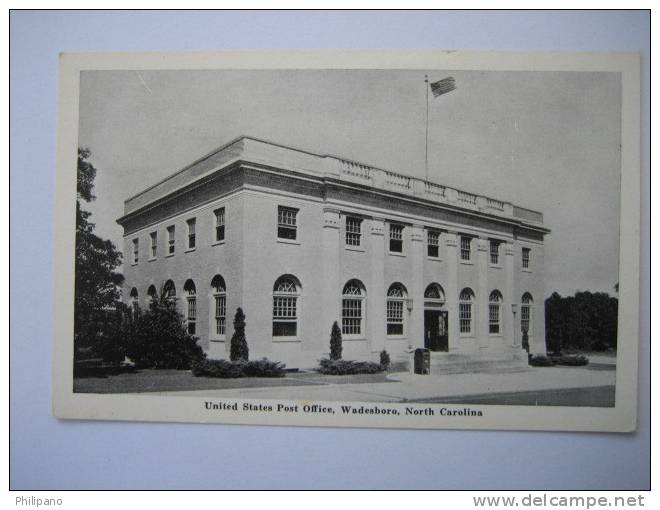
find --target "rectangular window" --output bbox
[187,218,196,249]
[389,224,403,253]
[273,296,297,336]
[187,296,197,335]
[132,238,139,264]
[150,232,157,259]
[345,216,362,246]
[490,240,500,265]
[522,247,531,269]
[214,207,225,242]
[489,304,500,334]
[167,225,175,254]
[427,230,440,258]
[277,206,298,240]
[459,303,472,334]
[342,298,362,335]
[460,236,472,261]
[387,300,404,335]
[215,295,226,335]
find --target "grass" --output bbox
[73,367,392,394]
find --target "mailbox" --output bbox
[414,348,430,375]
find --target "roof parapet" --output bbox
[122,135,544,225]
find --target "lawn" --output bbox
[73,368,393,394]
[415,386,616,407]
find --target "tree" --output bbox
[74,148,124,360]
[544,290,618,353]
[330,321,342,360]
[230,308,249,361]
[125,292,205,369]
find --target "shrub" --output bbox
[330,321,342,360]
[244,358,287,377]
[528,355,556,367]
[557,354,589,366]
[379,350,391,370]
[126,295,206,369]
[191,358,286,378]
[318,358,384,375]
[191,359,245,378]
[230,307,249,361]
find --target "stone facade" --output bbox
[118,136,550,368]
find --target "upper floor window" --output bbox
[150,232,157,259]
[273,275,300,336]
[459,288,475,334]
[277,206,298,240]
[460,236,472,261]
[522,247,531,269]
[386,283,408,336]
[187,218,196,250]
[167,225,175,254]
[132,238,139,264]
[389,224,404,253]
[427,230,440,258]
[342,279,366,336]
[490,240,500,265]
[211,275,227,337]
[345,216,362,247]
[214,207,225,242]
[489,290,503,334]
[184,279,196,335]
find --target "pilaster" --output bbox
[505,242,517,347]
[476,237,489,348]
[409,225,425,349]
[445,232,459,351]
[321,207,341,341]
[368,217,386,354]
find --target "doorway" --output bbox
[424,309,448,352]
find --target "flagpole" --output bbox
[424,74,429,182]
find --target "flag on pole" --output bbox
[429,76,456,98]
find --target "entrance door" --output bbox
[424,309,448,352]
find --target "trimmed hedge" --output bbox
[318,358,385,375]
[528,355,557,367]
[556,354,589,366]
[191,358,286,378]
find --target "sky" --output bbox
[78,69,621,297]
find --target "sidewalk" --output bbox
[161,364,615,403]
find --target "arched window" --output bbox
[342,279,366,336]
[424,283,445,307]
[459,288,475,335]
[147,285,158,302]
[489,290,503,334]
[163,280,176,301]
[184,280,196,335]
[521,293,534,334]
[129,287,139,317]
[210,275,226,337]
[386,283,408,336]
[273,275,300,337]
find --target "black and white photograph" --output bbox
[52,50,641,432]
